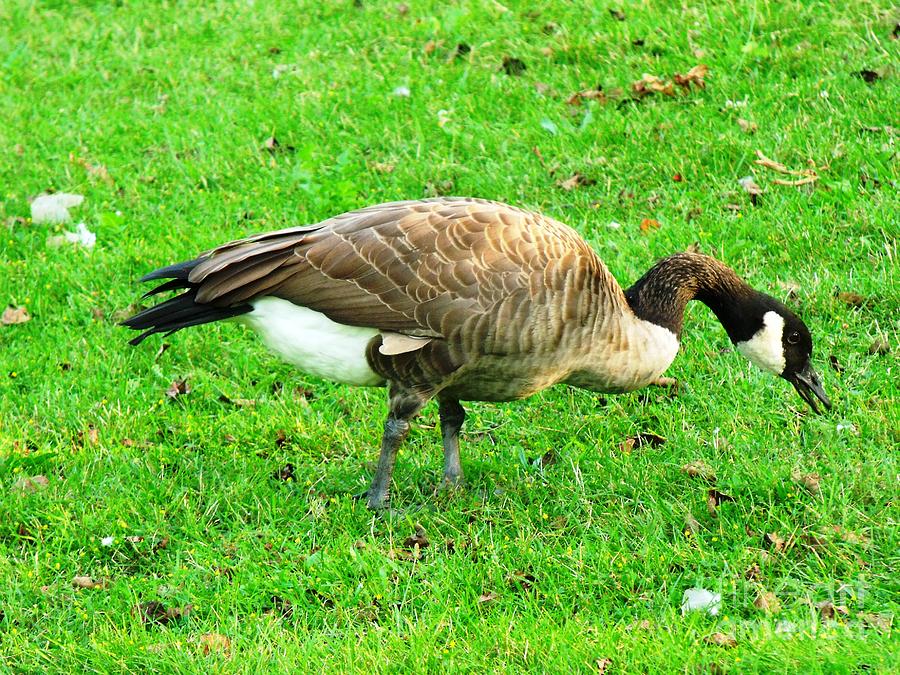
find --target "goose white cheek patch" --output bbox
[737,310,786,374]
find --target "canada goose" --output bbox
[124,197,831,509]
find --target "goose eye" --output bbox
[787,331,800,345]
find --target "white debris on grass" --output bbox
[30,192,84,224]
[392,85,411,97]
[48,222,96,250]
[681,587,722,616]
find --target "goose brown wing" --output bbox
[188,197,605,341]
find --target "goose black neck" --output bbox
[624,252,761,341]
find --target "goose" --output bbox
[124,197,831,509]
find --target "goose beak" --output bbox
[788,362,831,413]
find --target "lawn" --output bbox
[1,0,898,671]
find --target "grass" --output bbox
[1,0,898,671]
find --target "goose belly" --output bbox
[239,296,385,386]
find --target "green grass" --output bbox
[1,0,898,671]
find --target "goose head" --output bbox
[733,298,831,413]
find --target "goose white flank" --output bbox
[124,197,831,509]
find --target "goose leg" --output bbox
[438,397,466,487]
[365,388,428,510]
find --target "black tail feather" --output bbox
[139,256,208,282]
[124,258,252,345]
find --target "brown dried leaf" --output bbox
[2,306,31,325]
[639,217,661,232]
[596,657,613,673]
[198,632,231,655]
[684,512,701,536]
[133,601,192,626]
[388,547,421,562]
[501,57,527,76]
[565,88,609,106]
[12,475,49,492]
[763,532,788,553]
[682,460,716,483]
[165,379,190,399]
[632,73,675,97]
[272,463,295,482]
[704,632,737,648]
[402,523,429,550]
[817,601,850,621]
[620,432,666,454]
[706,489,735,517]
[737,118,758,134]
[754,591,781,614]
[478,591,499,604]
[506,570,536,592]
[791,470,821,495]
[739,175,763,197]
[558,173,597,190]
[72,575,107,590]
[837,291,867,307]
[831,525,869,546]
[858,612,893,632]
[868,336,890,355]
[853,69,881,83]
[371,162,395,174]
[673,64,709,90]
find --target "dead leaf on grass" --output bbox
[501,57,527,76]
[12,475,49,492]
[639,217,660,232]
[632,73,675,97]
[858,612,893,632]
[566,88,614,106]
[704,632,737,648]
[165,379,190,399]
[836,291,868,307]
[558,173,596,190]
[506,570,536,592]
[706,489,735,517]
[853,69,882,83]
[754,590,781,614]
[744,563,761,581]
[133,601,192,626]
[763,532,789,553]
[264,595,293,618]
[684,511,701,536]
[596,657,612,673]
[673,64,709,90]
[72,575,107,590]
[682,460,716,482]
[402,523,430,551]
[619,432,666,454]
[198,632,231,655]
[816,600,850,621]
[831,525,869,546]
[791,470,821,495]
[738,176,763,205]
[261,136,295,154]
[478,591,499,604]
[868,336,890,355]
[2,306,30,325]
[272,463,295,482]
[737,118,758,134]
